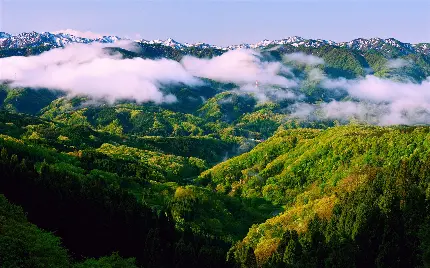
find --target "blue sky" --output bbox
[1,0,429,45]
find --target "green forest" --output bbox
[1,39,430,267]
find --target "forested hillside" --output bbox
[1,37,430,267]
[205,126,430,267]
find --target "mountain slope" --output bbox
[200,125,430,266]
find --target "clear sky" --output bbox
[1,0,429,46]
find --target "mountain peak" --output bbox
[0,31,428,56]
[0,32,11,39]
[163,38,181,47]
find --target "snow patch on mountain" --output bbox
[0,31,429,56]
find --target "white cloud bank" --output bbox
[0,45,297,104]
[2,43,430,126]
[182,49,299,103]
[0,43,200,103]
[181,49,296,87]
[386,58,411,69]
[234,84,299,103]
[283,52,325,66]
[292,75,430,125]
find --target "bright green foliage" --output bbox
[2,88,62,115]
[219,125,430,266]
[142,182,279,241]
[322,48,367,78]
[138,136,235,164]
[200,126,430,204]
[235,110,285,139]
[74,253,137,268]
[198,92,257,123]
[364,51,390,76]
[96,143,207,182]
[0,111,274,262]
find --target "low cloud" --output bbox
[3,43,430,126]
[307,68,325,82]
[265,45,282,52]
[235,84,299,103]
[288,102,315,119]
[0,43,200,103]
[321,76,351,89]
[291,75,430,125]
[283,52,324,66]
[0,44,299,104]
[181,49,296,88]
[319,101,386,124]
[345,76,430,125]
[386,58,411,69]
[346,75,430,103]
[182,49,299,103]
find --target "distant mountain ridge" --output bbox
[1,31,429,55]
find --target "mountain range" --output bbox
[1,31,429,55]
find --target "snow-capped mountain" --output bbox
[191,42,224,50]
[337,38,417,55]
[136,38,193,49]
[224,36,428,55]
[414,43,430,55]
[231,36,337,49]
[0,32,11,40]
[0,31,122,49]
[0,31,429,56]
